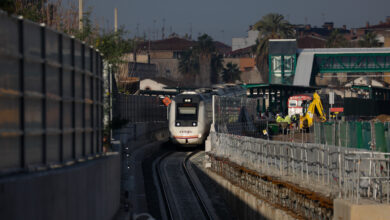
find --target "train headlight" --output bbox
[192,122,197,126]
[176,122,181,126]
[198,134,202,138]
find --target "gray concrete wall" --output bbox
[204,168,294,220]
[0,153,120,220]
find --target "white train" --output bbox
[168,85,245,146]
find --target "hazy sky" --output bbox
[82,0,390,45]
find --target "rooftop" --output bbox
[137,37,196,51]
[299,47,390,54]
[297,36,326,49]
[136,37,232,54]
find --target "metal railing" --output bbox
[0,12,104,175]
[209,132,390,204]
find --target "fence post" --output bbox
[338,121,341,147]
[18,16,26,169]
[370,121,376,151]
[59,32,64,162]
[327,147,330,185]
[387,160,389,204]
[346,121,349,148]
[333,122,336,146]
[212,95,215,129]
[357,156,361,204]
[41,23,48,165]
[305,144,309,182]
[338,148,342,198]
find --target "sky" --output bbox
[81,0,390,45]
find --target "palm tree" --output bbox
[252,13,294,83]
[326,30,348,48]
[222,62,241,83]
[211,54,224,84]
[178,34,220,87]
[178,49,199,87]
[195,34,216,87]
[179,49,199,75]
[358,32,381,47]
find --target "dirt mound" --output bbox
[373,114,390,122]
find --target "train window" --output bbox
[178,107,196,114]
[176,104,198,120]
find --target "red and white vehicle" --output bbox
[287,94,312,117]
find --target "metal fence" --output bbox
[209,132,390,204]
[214,96,265,138]
[114,94,167,123]
[314,121,390,152]
[0,13,104,175]
[210,95,390,204]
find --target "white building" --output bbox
[140,78,177,92]
[232,30,259,51]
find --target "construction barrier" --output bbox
[314,121,390,152]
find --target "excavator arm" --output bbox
[299,92,326,129]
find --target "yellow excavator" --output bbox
[299,92,326,129]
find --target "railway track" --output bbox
[154,150,214,220]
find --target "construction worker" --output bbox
[291,114,299,129]
[284,115,291,124]
[276,113,283,123]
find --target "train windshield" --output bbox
[176,104,198,120]
[289,100,297,107]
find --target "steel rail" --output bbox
[155,151,174,220]
[182,151,213,220]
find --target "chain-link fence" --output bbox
[214,96,266,138]
[213,95,318,142]
[209,132,390,204]
[113,94,167,123]
[314,121,390,152]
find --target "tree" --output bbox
[179,49,199,75]
[252,13,294,83]
[194,34,216,87]
[358,32,381,47]
[326,30,348,48]
[211,54,224,84]
[222,62,241,83]
[178,34,221,87]
[178,49,199,86]
[95,28,134,66]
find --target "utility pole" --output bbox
[162,18,165,39]
[114,8,118,33]
[79,0,83,30]
[190,22,192,39]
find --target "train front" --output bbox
[169,93,206,146]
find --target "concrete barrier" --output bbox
[0,153,120,220]
[333,199,390,220]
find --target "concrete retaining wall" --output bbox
[204,168,294,220]
[0,153,120,220]
[113,122,168,149]
[112,121,168,219]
